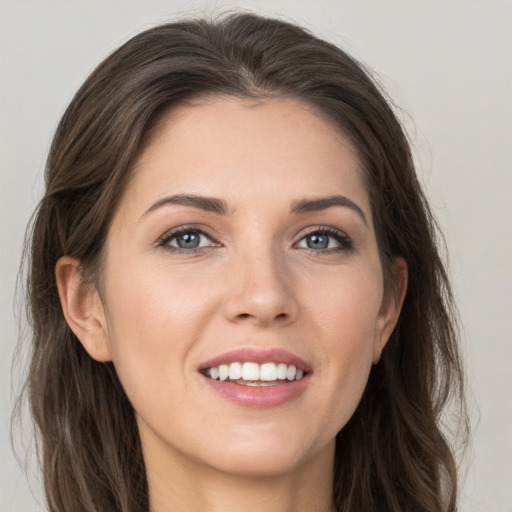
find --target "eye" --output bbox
[159,227,217,251]
[295,228,352,252]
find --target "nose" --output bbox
[224,247,299,327]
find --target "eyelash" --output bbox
[295,227,353,254]
[158,225,219,253]
[157,225,353,254]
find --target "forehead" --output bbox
[126,96,369,214]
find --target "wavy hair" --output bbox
[15,12,468,512]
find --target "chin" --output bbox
[196,424,335,478]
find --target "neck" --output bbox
[144,436,336,512]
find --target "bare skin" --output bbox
[143,432,336,512]
[56,96,406,512]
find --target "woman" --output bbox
[18,12,468,512]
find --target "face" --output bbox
[91,97,402,479]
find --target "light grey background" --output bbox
[1,1,511,510]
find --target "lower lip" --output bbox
[201,374,310,408]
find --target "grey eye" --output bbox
[297,232,341,250]
[169,231,212,249]
[305,233,329,249]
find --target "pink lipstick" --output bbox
[198,348,312,408]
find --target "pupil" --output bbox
[308,234,328,249]
[177,232,200,249]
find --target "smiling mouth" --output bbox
[201,362,306,386]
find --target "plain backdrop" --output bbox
[1,1,511,511]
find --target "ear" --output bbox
[373,257,408,364]
[55,256,112,362]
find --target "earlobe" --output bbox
[55,256,112,362]
[373,257,408,364]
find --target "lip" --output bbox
[198,348,312,408]
[201,375,310,408]
[198,347,312,372]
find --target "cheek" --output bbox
[105,256,216,336]
[307,260,383,351]
[101,261,218,404]
[306,267,382,426]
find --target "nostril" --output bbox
[236,312,288,321]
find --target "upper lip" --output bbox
[198,348,312,373]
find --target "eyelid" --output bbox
[157,224,219,250]
[155,223,352,253]
[294,225,353,251]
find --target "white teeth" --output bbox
[229,362,242,380]
[218,364,229,381]
[239,380,280,387]
[277,363,288,380]
[242,362,260,380]
[260,362,277,381]
[204,361,306,383]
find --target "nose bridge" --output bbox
[224,237,298,325]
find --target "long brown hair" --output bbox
[16,12,468,511]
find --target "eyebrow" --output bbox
[143,194,230,217]
[291,195,368,226]
[143,193,368,226]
